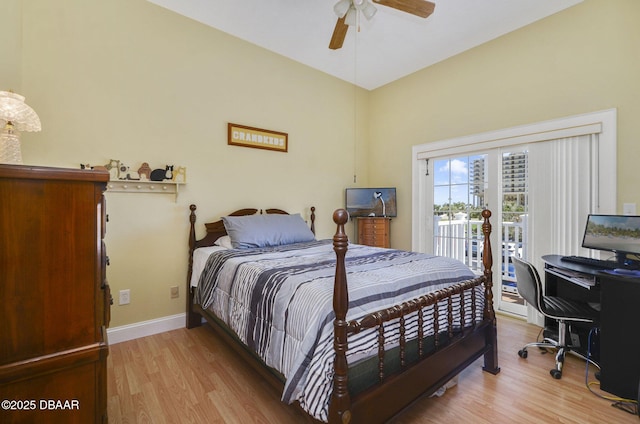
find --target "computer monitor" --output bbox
[582,214,640,265]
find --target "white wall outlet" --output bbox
[119,289,130,305]
[623,203,636,215]
[170,286,179,299]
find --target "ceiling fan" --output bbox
[329,0,436,50]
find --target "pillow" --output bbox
[222,213,315,249]
[214,235,233,249]
[190,246,227,287]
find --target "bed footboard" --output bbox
[329,209,499,424]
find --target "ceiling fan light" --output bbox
[352,0,366,10]
[362,3,377,20]
[345,7,358,26]
[333,0,351,18]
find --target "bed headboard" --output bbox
[186,204,314,329]
[188,204,316,252]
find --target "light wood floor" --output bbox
[107,315,639,423]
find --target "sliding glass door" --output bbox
[498,149,528,315]
[431,150,528,316]
[412,109,616,322]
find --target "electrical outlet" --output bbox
[119,289,130,305]
[170,286,179,299]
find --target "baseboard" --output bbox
[107,313,185,345]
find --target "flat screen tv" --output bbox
[345,187,397,218]
[582,214,640,263]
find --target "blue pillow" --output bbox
[222,213,315,249]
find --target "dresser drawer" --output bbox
[357,217,391,248]
[359,226,387,236]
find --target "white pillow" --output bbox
[222,213,315,249]
[214,235,233,249]
[190,246,227,287]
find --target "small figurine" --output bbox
[137,162,151,181]
[172,166,186,183]
[117,163,130,180]
[104,159,120,180]
[150,165,173,181]
[81,164,107,172]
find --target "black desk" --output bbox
[542,255,640,401]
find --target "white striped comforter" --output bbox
[194,240,478,422]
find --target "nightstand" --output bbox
[357,217,391,248]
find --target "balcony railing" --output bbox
[434,215,526,280]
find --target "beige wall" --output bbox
[7,0,638,327]
[14,0,369,327]
[370,0,640,250]
[1,0,22,90]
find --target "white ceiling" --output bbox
[147,0,583,90]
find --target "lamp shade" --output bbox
[0,91,41,132]
[333,0,351,18]
[0,91,41,164]
[335,0,377,27]
[352,0,367,10]
[362,2,377,20]
[345,7,358,26]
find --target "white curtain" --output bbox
[526,134,599,323]
[528,134,599,260]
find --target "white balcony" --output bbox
[434,215,526,282]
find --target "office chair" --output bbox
[512,257,599,379]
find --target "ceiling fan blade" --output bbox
[372,0,435,18]
[329,16,349,50]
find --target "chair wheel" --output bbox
[518,349,528,358]
[550,369,562,379]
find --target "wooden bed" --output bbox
[186,205,500,423]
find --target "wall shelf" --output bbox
[106,180,184,202]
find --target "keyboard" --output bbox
[560,255,620,269]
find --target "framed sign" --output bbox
[227,123,288,153]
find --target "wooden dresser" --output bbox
[357,217,391,248]
[0,164,110,423]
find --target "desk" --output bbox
[542,255,601,363]
[543,255,640,401]
[598,272,640,401]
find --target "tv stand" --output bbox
[356,217,391,248]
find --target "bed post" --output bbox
[310,206,316,235]
[481,209,500,374]
[329,209,352,424]
[186,204,202,329]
